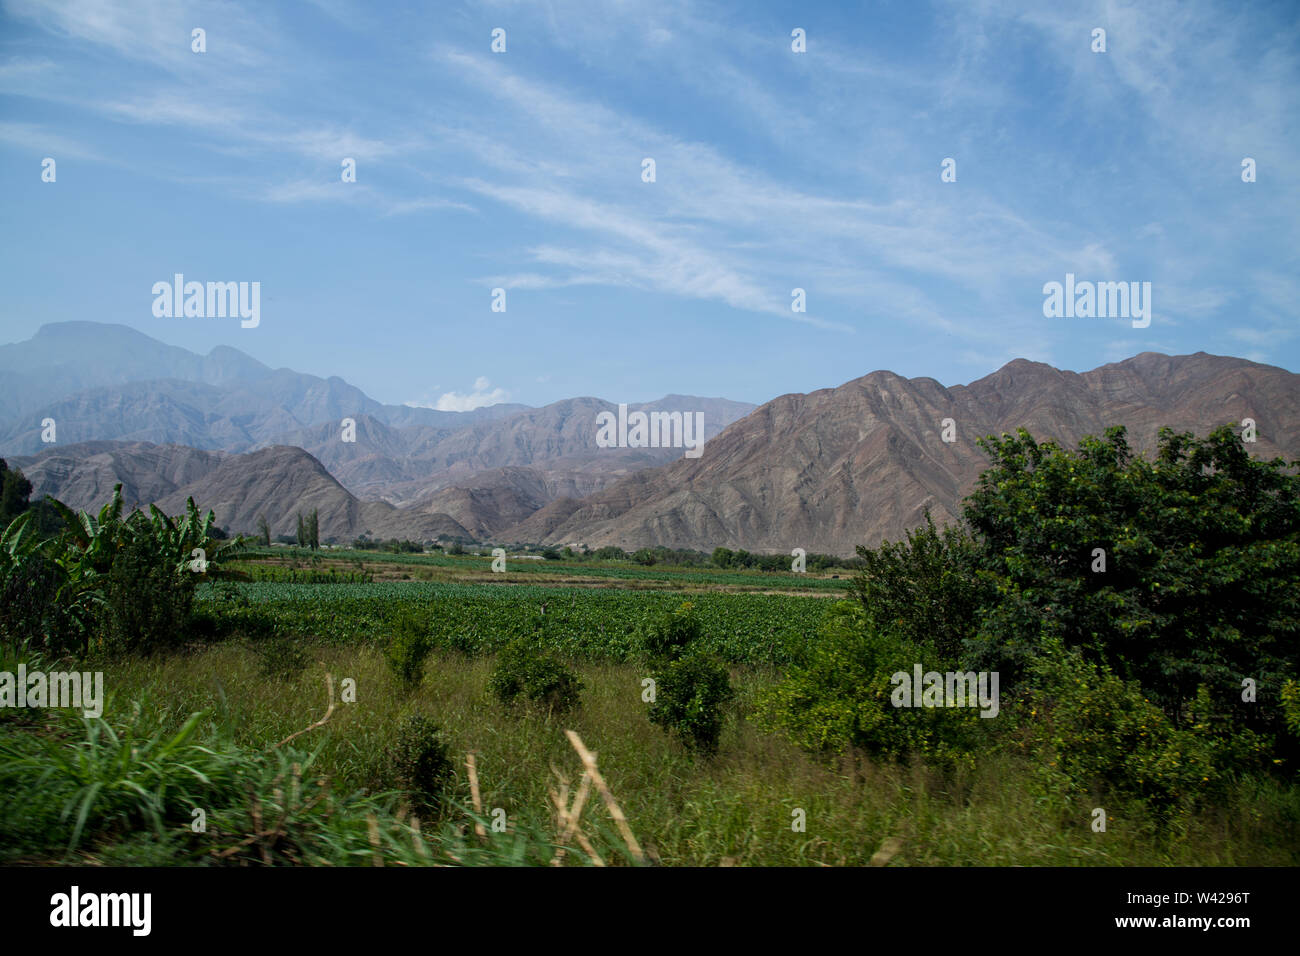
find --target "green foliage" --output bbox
[0,513,84,655]
[0,702,243,852]
[849,512,986,660]
[754,424,1300,793]
[647,650,734,755]
[753,601,990,767]
[637,601,701,661]
[0,695,475,865]
[0,459,33,526]
[963,425,1299,751]
[1284,680,1300,739]
[1014,644,1271,807]
[488,638,583,714]
[253,633,310,680]
[385,610,433,690]
[198,582,823,664]
[100,530,196,656]
[385,714,454,818]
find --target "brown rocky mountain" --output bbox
[150,446,470,541]
[504,352,1300,557]
[11,441,227,514]
[13,442,469,542]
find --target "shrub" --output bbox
[849,512,986,660]
[637,601,700,661]
[648,650,734,755]
[1013,644,1272,808]
[0,546,82,657]
[385,610,433,690]
[753,601,990,767]
[963,425,1300,746]
[386,714,454,817]
[488,639,583,714]
[254,633,309,681]
[100,533,195,656]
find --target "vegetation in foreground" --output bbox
[0,424,1296,865]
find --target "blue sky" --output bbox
[1,0,1296,411]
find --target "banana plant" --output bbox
[132,496,249,580]
[0,510,39,580]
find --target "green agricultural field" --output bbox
[195,581,830,664]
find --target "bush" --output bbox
[648,650,734,755]
[849,512,986,660]
[100,533,195,656]
[753,601,990,767]
[254,633,309,681]
[0,547,82,657]
[385,611,433,690]
[386,714,455,817]
[963,425,1300,747]
[487,639,583,715]
[637,601,700,661]
[1013,644,1272,808]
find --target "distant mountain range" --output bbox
[1,322,755,541]
[3,323,1296,554]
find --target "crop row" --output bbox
[197,581,832,664]
[243,547,851,590]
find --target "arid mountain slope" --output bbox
[506,353,1300,556]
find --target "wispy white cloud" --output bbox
[0,120,99,159]
[408,376,510,412]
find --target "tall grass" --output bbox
[4,642,1294,866]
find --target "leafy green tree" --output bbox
[849,512,987,661]
[257,514,271,547]
[307,509,319,551]
[963,425,1299,741]
[0,459,33,526]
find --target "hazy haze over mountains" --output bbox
[2,323,757,540]
[3,325,1295,554]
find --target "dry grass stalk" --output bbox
[563,730,645,865]
[466,752,486,839]
[561,770,593,845]
[548,786,604,866]
[273,673,336,750]
[411,816,428,860]
[870,836,905,866]
[367,813,383,867]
